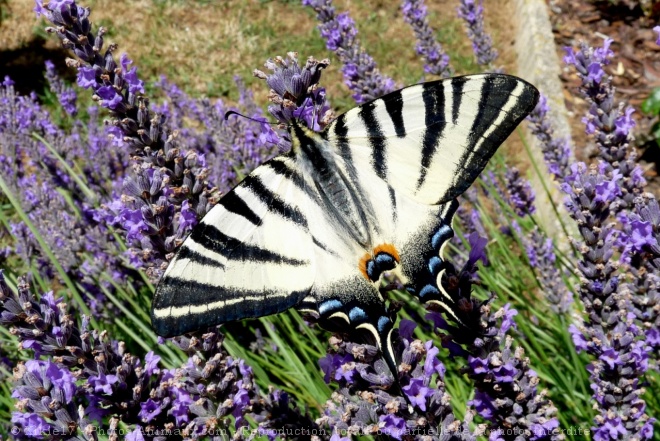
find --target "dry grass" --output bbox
[0,0,528,164]
[0,0,517,102]
[1,0,532,175]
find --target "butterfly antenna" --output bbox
[224,110,277,125]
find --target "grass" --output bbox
[1,0,486,102]
[1,0,659,439]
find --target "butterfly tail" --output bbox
[375,318,414,411]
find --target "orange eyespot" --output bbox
[373,243,400,262]
[358,243,400,281]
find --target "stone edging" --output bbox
[513,0,574,238]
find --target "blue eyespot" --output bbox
[418,284,439,300]
[431,224,453,249]
[319,299,343,316]
[366,260,377,280]
[428,256,443,275]
[377,315,391,333]
[349,306,367,322]
[374,253,395,266]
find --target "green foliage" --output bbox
[642,87,660,147]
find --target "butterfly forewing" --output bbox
[326,74,539,205]
[152,157,316,337]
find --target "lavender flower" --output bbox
[35,0,219,276]
[655,26,660,46]
[457,0,498,68]
[401,0,453,78]
[526,94,572,182]
[0,77,129,316]
[561,162,654,439]
[1,272,316,440]
[523,228,573,314]
[504,166,536,217]
[317,329,477,440]
[564,39,646,212]
[617,194,660,363]
[11,359,94,440]
[426,235,561,440]
[44,60,78,116]
[464,311,561,441]
[153,76,278,194]
[302,0,397,103]
[451,189,487,268]
[254,52,332,129]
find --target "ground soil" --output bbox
[547,0,660,193]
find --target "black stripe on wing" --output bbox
[191,223,307,266]
[152,277,308,337]
[243,176,308,228]
[447,75,539,199]
[218,190,262,226]
[177,245,225,269]
[451,76,467,125]
[417,82,447,190]
[331,114,352,160]
[388,185,397,223]
[265,157,308,193]
[360,101,387,179]
[384,90,406,138]
[312,236,340,257]
[467,76,515,150]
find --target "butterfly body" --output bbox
[152,73,539,382]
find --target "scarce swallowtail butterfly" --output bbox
[152,73,539,383]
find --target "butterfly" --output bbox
[151,73,539,382]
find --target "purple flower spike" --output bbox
[317,328,474,438]
[564,39,646,212]
[654,26,660,46]
[426,238,561,440]
[526,94,572,182]
[617,193,660,360]
[457,0,498,68]
[0,76,133,315]
[303,0,397,103]
[254,52,332,136]
[401,0,453,78]
[522,228,573,314]
[2,275,318,439]
[44,60,78,115]
[504,166,536,217]
[561,160,655,438]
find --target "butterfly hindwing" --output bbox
[322,73,539,321]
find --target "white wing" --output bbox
[152,155,317,337]
[325,73,539,205]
